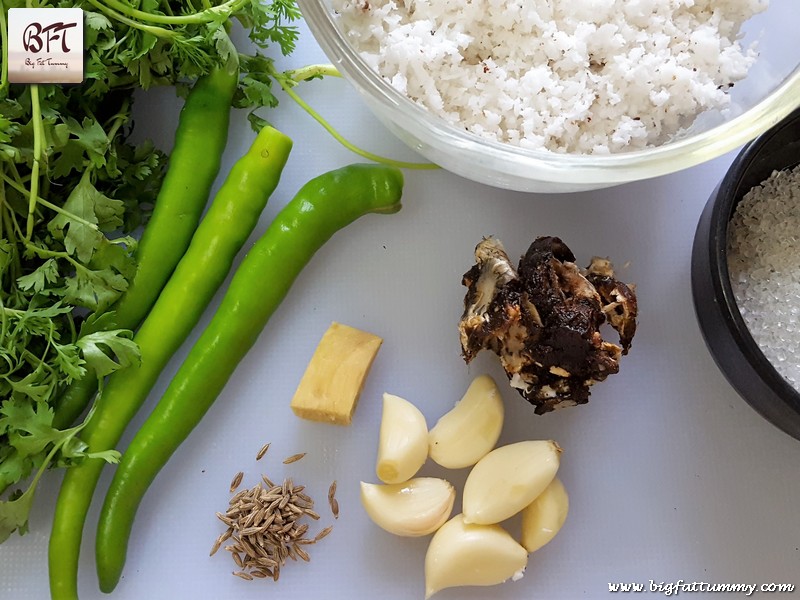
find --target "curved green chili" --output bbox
[52,63,239,430]
[48,126,294,600]
[94,164,403,591]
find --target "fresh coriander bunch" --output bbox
[0,0,302,537]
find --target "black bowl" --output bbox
[692,107,800,441]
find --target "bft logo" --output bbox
[22,21,78,54]
[7,8,84,84]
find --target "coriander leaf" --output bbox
[76,330,140,378]
[62,263,128,313]
[235,54,280,110]
[11,302,72,322]
[0,240,14,279]
[47,174,102,263]
[90,237,137,282]
[79,310,121,336]
[237,74,279,110]
[0,399,61,457]
[0,103,23,159]
[47,122,71,151]
[247,111,271,133]
[242,0,301,55]
[0,114,19,145]
[5,372,51,404]
[0,406,120,542]
[0,448,27,497]
[17,259,59,295]
[0,486,34,543]
[64,117,109,170]
[84,10,112,32]
[121,140,161,181]
[48,172,125,262]
[91,196,125,234]
[52,342,85,383]
[51,142,88,179]
[58,444,119,465]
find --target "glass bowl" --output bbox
[691,107,800,441]
[297,0,800,192]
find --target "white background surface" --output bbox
[3,14,800,600]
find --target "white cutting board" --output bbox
[3,15,800,600]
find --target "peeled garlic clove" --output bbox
[520,477,569,553]
[428,374,504,469]
[425,514,527,598]
[360,478,455,537]
[462,440,561,525]
[376,393,428,484]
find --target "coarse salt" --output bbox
[728,164,800,391]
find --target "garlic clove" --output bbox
[360,478,456,537]
[428,374,504,469]
[376,393,428,484]
[520,477,569,553]
[424,514,528,598]
[462,440,561,525]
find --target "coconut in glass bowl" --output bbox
[298,0,800,192]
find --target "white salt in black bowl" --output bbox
[692,107,800,441]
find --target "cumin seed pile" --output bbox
[211,463,333,581]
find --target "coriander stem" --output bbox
[288,64,342,83]
[0,298,11,347]
[83,0,181,38]
[97,0,245,25]
[0,0,9,93]
[9,211,88,272]
[27,242,88,275]
[0,170,9,234]
[66,309,77,345]
[78,96,98,126]
[8,161,27,184]
[0,172,100,232]
[276,75,439,171]
[26,85,43,241]
[26,241,73,264]
[39,199,98,230]
[0,201,21,281]
[106,98,131,141]
[22,344,54,374]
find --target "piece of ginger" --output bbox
[290,322,383,425]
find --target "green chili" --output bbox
[52,63,239,430]
[94,164,403,591]
[48,125,294,600]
